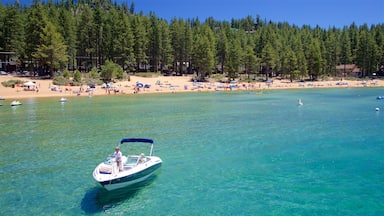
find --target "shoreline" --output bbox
[1,74,383,100]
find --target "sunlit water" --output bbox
[1,88,383,215]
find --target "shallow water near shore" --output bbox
[1,88,384,215]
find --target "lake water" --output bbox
[1,88,383,215]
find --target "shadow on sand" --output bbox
[81,175,158,214]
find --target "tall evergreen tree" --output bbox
[340,27,352,76]
[307,38,323,80]
[373,25,384,71]
[356,30,379,76]
[215,23,229,74]
[1,4,25,62]
[226,34,242,80]
[170,18,192,74]
[324,28,340,75]
[158,20,172,72]
[76,4,94,71]
[116,7,134,69]
[58,6,77,70]
[284,47,298,81]
[192,24,215,81]
[148,13,161,72]
[93,5,104,68]
[33,20,68,76]
[25,2,47,62]
[0,4,4,48]
[132,15,148,72]
[242,36,258,80]
[260,42,276,80]
[292,36,308,79]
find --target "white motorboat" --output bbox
[60,97,67,102]
[93,138,162,191]
[10,100,22,106]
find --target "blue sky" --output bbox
[133,0,384,28]
[1,0,383,28]
[132,0,383,28]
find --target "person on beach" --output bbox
[114,146,123,171]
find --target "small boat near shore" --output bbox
[10,100,22,106]
[60,97,68,102]
[93,138,162,191]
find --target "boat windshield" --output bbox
[126,156,139,165]
[104,156,115,165]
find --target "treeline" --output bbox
[0,0,383,81]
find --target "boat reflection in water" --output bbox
[82,174,159,213]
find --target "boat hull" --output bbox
[93,157,162,191]
[101,163,161,191]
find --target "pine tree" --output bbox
[192,24,215,81]
[33,21,68,77]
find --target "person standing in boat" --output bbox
[114,146,123,171]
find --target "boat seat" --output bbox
[99,164,113,174]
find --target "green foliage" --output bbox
[210,74,227,82]
[1,6,25,58]
[100,60,122,81]
[356,30,380,77]
[62,69,70,79]
[90,67,100,79]
[32,20,68,76]
[115,66,124,80]
[307,39,323,80]
[192,24,216,81]
[73,70,81,82]
[134,72,158,78]
[170,18,193,74]
[261,42,276,79]
[1,79,24,87]
[52,76,71,86]
[0,1,382,82]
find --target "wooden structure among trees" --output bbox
[335,64,361,77]
[0,51,16,72]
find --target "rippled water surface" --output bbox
[1,88,383,215]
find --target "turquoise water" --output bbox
[1,88,383,215]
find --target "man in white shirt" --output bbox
[114,146,123,171]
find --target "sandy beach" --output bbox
[1,74,383,100]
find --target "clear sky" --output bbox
[131,0,383,28]
[1,0,383,28]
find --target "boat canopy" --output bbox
[120,138,154,144]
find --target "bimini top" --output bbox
[120,138,154,144]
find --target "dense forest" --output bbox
[0,0,383,82]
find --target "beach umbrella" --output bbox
[136,83,143,88]
[23,81,36,86]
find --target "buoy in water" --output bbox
[298,98,303,106]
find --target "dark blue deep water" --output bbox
[1,88,383,215]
